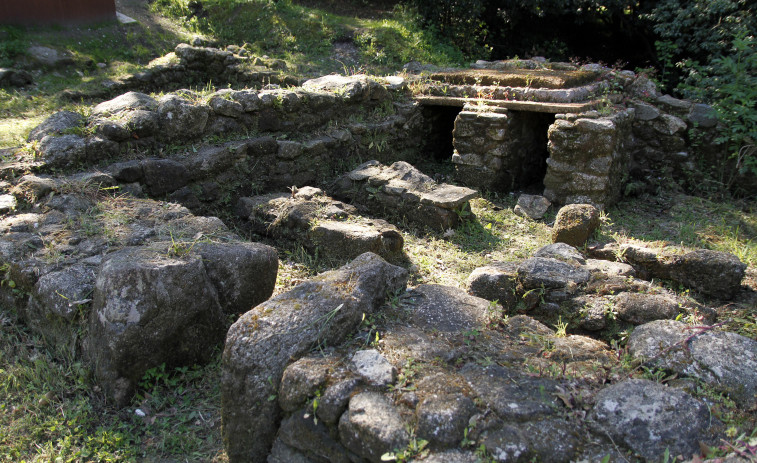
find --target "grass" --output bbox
[598,191,757,267]
[0,309,225,462]
[0,17,188,148]
[149,0,467,75]
[402,195,552,287]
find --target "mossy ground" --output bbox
[1,2,756,461]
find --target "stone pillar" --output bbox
[452,106,511,191]
[452,105,553,193]
[543,109,633,209]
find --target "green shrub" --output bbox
[405,0,490,57]
[0,26,27,67]
[680,34,757,190]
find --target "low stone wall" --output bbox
[109,43,301,94]
[26,76,426,215]
[627,95,721,191]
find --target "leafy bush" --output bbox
[405,0,490,57]
[680,34,757,190]
[0,26,27,67]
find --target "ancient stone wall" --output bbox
[28,76,425,215]
[108,43,301,94]
[627,96,721,191]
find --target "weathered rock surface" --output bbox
[350,349,395,387]
[238,187,404,262]
[407,284,498,332]
[482,419,580,463]
[303,74,388,102]
[614,291,679,325]
[534,242,586,265]
[466,261,519,310]
[88,246,226,405]
[221,253,408,463]
[278,356,333,413]
[666,249,747,299]
[462,363,560,422]
[416,392,476,446]
[157,94,210,140]
[28,111,85,141]
[194,241,278,316]
[588,379,716,461]
[25,264,96,348]
[619,245,746,299]
[628,320,757,406]
[518,257,590,290]
[339,392,409,461]
[552,203,600,247]
[331,160,479,230]
[514,194,551,220]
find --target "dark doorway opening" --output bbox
[421,105,462,162]
[509,111,556,193]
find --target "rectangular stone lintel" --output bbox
[416,96,598,114]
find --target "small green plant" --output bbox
[381,434,429,462]
[166,231,204,258]
[554,316,568,338]
[462,328,481,346]
[389,358,420,392]
[460,415,478,448]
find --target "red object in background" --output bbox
[0,0,117,24]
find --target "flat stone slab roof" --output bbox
[429,68,600,89]
[416,96,599,113]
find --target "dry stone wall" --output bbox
[26,76,426,217]
[452,106,552,193]
[108,43,301,94]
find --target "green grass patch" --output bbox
[403,196,552,287]
[600,192,757,267]
[0,309,225,462]
[150,0,468,74]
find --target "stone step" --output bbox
[416,95,599,113]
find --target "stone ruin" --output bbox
[0,45,754,462]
